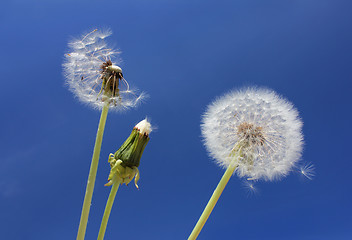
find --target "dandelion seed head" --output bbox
[63,29,145,111]
[201,87,304,181]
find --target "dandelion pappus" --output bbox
[202,88,304,181]
[63,28,145,110]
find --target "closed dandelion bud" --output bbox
[114,119,151,168]
[105,119,152,188]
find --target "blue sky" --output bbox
[1,0,351,239]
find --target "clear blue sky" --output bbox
[1,0,351,239]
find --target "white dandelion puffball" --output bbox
[201,87,303,181]
[63,29,145,111]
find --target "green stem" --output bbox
[77,104,109,240]
[188,162,238,240]
[97,178,121,240]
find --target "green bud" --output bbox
[113,128,149,168]
[105,119,152,188]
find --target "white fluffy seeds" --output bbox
[135,119,152,136]
[63,29,145,111]
[201,87,304,181]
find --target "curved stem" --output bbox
[97,179,121,240]
[188,162,238,240]
[77,104,109,240]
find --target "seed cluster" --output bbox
[201,88,303,181]
[237,122,265,147]
[63,29,145,111]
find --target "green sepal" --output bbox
[113,128,150,168]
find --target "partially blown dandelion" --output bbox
[63,29,145,110]
[63,29,146,240]
[188,87,304,240]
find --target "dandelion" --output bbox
[63,29,146,240]
[97,119,152,240]
[202,87,303,180]
[63,28,145,110]
[188,87,304,240]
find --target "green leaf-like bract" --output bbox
[113,129,150,168]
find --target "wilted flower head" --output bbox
[63,29,145,110]
[201,87,303,181]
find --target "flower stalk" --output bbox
[188,150,240,240]
[97,177,121,240]
[77,103,109,240]
[64,29,147,240]
[97,119,152,239]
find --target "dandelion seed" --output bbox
[201,87,304,181]
[299,162,315,180]
[242,180,258,196]
[63,29,145,111]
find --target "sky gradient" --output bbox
[1,0,351,239]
